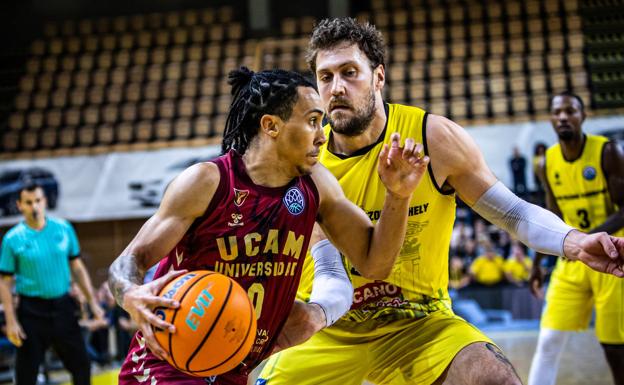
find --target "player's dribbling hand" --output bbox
[122,268,187,360]
[271,301,325,355]
[565,230,624,277]
[378,133,430,199]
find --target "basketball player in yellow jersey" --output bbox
[528,92,624,385]
[258,18,624,385]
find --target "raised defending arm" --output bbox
[312,133,429,280]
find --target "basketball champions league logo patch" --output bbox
[283,187,305,215]
[582,166,597,181]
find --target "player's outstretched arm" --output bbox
[312,133,429,280]
[108,162,219,360]
[562,230,624,277]
[426,115,624,277]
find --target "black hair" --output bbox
[551,90,585,112]
[221,66,315,155]
[18,180,42,200]
[534,142,547,155]
[306,17,386,73]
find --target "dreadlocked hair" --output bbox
[221,66,315,155]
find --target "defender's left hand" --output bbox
[378,133,429,199]
[565,231,624,277]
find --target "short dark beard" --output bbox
[558,130,575,141]
[327,87,376,137]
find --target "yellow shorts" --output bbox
[541,258,624,343]
[257,310,491,385]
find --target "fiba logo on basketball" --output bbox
[283,187,305,215]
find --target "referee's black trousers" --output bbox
[15,294,91,385]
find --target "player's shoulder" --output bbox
[601,137,624,171]
[158,157,222,218]
[174,159,221,190]
[423,114,476,163]
[309,163,341,199]
[593,134,620,153]
[424,114,461,137]
[309,162,335,187]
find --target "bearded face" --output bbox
[326,79,376,137]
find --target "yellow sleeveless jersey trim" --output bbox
[545,134,621,236]
[298,103,457,329]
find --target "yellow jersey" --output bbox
[503,257,532,282]
[545,135,622,236]
[298,103,457,329]
[470,255,505,285]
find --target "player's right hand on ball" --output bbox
[122,268,187,360]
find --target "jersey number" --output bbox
[577,209,591,229]
[247,283,264,320]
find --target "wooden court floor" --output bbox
[55,329,613,385]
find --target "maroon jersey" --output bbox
[119,150,319,385]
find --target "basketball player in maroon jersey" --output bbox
[109,67,430,385]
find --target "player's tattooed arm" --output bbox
[109,162,218,308]
[107,163,218,359]
[109,253,144,307]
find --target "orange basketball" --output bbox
[153,271,257,377]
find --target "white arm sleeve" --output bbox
[471,181,574,257]
[309,239,354,327]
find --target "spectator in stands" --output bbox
[470,242,505,286]
[460,238,479,261]
[0,181,104,385]
[97,275,135,362]
[473,218,490,248]
[449,255,471,290]
[88,283,116,365]
[70,283,109,365]
[450,221,474,252]
[509,146,527,196]
[496,230,512,258]
[504,242,532,286]
[113,305,137,362]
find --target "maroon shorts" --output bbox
[118,333,248,385]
